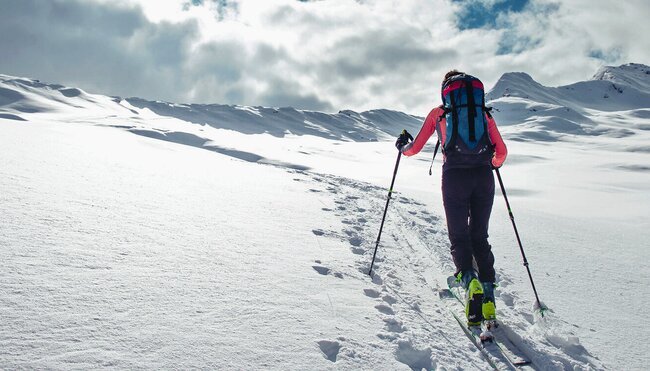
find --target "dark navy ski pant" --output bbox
[442,166,496,283]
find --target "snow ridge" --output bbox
[0,74,422,142]
[486,63,650,142]
[592,62,650,92]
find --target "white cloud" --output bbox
[479,0,650,88]
[0,0,647,115]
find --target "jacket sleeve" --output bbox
[402,107,442,157]
[487,115,507,167]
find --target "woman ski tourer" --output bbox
[395,70,507,327]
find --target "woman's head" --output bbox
[443,69,464,85]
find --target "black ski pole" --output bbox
[369,147,404,276]
[495,168,547,315]
[428,139,440,176]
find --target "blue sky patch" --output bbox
[452,0,529,30]
[589,48,623,63]
[182,0,238,20]
[496,32,540,55]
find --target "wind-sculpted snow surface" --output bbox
[0,120,603,369]
[125,97,423,142]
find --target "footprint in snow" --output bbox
[375,304,395,315]
[348,236,363,247]
[383,318,406,333]
[351,247,365,255]
[313,265,331,275]
[312,265,343,279]
[382,295,397,305]
[363,288,381,298]
[420,216,432,223]
[499,292,515,307]
[312,229,325,236]
[394,340,434,371]
[317,340,341,362]
[522,312,534,324]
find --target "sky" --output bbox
[1,0,648,115]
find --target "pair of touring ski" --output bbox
[439,276,533,370]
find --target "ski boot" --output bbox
[482,282,498,332]
[457,270,484,327]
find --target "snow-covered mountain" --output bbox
[0,74,423,142]
[486,63,650,143]
[1,64,649,369]
[592,62,650,93]
[488,63,650,112]
[125,97,425,142]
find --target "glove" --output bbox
[395,129,414,151]
[491,158,502,170]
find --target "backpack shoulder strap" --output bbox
[484,106,493,119]
[448,87,459,149]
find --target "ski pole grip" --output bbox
[402,129,414,142]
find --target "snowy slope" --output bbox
[1,65,649,369]
[125,97,424,142]
[487,63,650,112]
[486,63,650,143]
[483,63,650,370]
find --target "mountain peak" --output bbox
[592,63,650,80]
[486,71,544,101]
[591,63,650,92]
[498,71,536,81]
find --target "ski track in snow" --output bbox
[294,169,604,370]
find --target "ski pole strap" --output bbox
[429,139,441,176]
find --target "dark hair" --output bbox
[443,69,464,84]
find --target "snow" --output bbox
[1,64,649,369]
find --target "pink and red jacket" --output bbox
[402,105,507,168]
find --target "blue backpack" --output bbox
[440,74,494,167]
